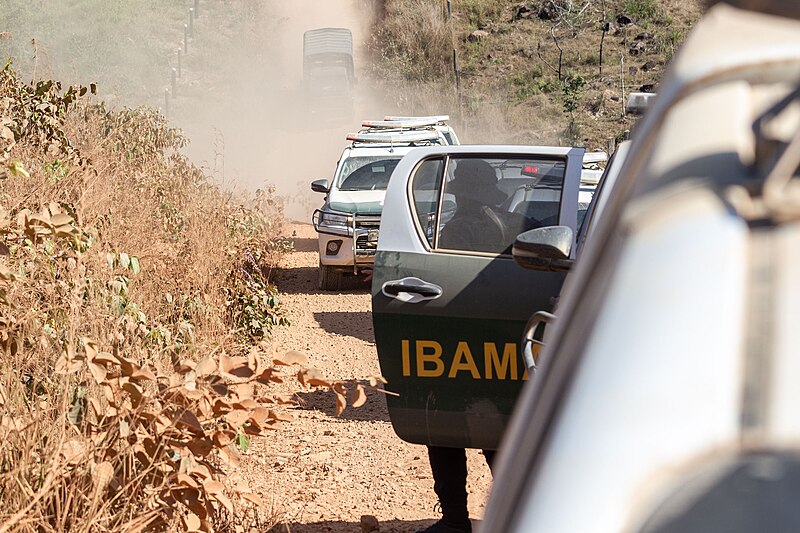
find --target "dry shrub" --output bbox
[373,0,454,80]
[0,64,373,531]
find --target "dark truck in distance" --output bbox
[303,28,355,122]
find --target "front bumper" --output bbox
[313,208,380,273]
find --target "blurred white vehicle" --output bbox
[483,2,800,532]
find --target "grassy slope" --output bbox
[376,0,705,148]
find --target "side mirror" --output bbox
[311,179,330,193]
[513,226,575,272]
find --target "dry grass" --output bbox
[0,64,316,531]
[372,0,455,80]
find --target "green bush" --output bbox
[561,73,586,115]
[512,68,560,102]
[225,248,289,340]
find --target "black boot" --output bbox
[414,518,472,533]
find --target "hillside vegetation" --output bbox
[374,0,705,148]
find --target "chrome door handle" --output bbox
[382,277,443,303]
[522,311,556,372]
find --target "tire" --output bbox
[318,263,344,291]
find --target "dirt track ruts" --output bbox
[241,222,493,533]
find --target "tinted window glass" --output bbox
[410,158,445,246]
[437,156,566,254]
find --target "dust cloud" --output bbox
[172,0,413,222]
[0,0,466,222]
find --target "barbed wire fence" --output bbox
[163,0,201,119]
[442,0,465,133]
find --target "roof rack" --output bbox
[383,115,450,124]
[346,130,443,144]
[362,118,445,130]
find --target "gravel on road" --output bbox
[242,223,493,533]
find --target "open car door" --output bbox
[372,145,585,449]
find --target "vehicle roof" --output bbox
[303,28,353,57]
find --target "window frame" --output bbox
[407,153,571,258]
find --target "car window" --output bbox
[410,158,445,246]
[411,155,567,255]
[336,156,402,191]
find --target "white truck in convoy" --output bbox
[311,117,456,290]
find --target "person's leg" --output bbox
[417,446,471,532]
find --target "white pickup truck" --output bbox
[311,117,456,290]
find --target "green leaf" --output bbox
[118,252,130,269]
[130,256,140,274]
[106,252,115,268]
[235,433,250,453]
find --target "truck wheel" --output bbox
[318,263,344,291]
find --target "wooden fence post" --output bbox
[620,54,626,117]
[453,48,460,96]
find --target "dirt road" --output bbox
[243,222,493,532]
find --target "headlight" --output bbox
[316,211,352,236]
[320,212,349,226]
